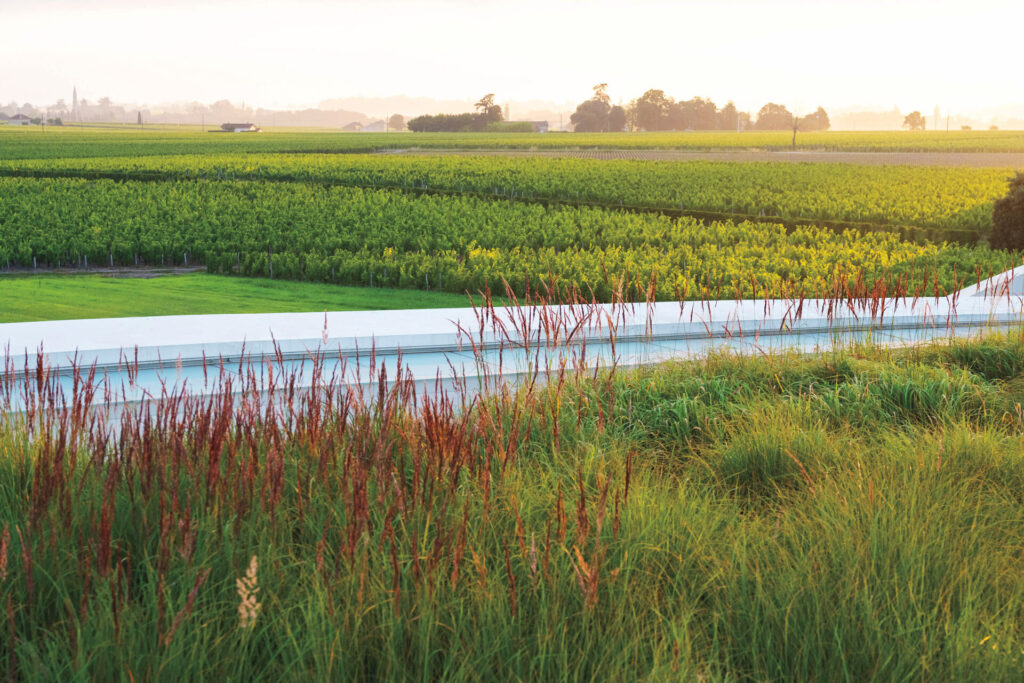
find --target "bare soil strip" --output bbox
[0,266,206,278]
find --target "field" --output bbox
[3,125,1024,160]
[2,329,1023,679]
[0,274,471,323]
[2,175,1016,304]
[2,128,1022,314]
[2,153,1011,238]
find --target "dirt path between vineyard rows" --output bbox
[380,148,1024,168]
[0,266,206,278]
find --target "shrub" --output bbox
[989,171,1024,250]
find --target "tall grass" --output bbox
[1,318,1023,679]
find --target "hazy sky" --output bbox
[3,0,1021,114]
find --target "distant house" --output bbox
[341,121,363,132]
[360,120,387,132]
[528,121,549,133]
[8,114,32,126]
[220,122,261,132]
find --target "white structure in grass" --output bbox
[2,266,1024,410]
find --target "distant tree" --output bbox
[718,101,739,130]
[54,99,67,112]
[475,93,502,122]
[99,96,112,107]
[990,125,1000,131]
[903,111,926,130]
[630,89,673,131]
[388,113,405,131]
[570,98,612,132]
[570,84,622,132]
[137,111,142,125]
[799,106,830,132]
[608,105,627,132]
[961,125,972,131]
[408,111,494,132]
[754,103,794,130]
[990,172,1024,250]
[669,97,717,130]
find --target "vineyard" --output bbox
[3,126,1024,160]
[1,153,1010,240]
[1,126,1021,306]
[0,176,1014,300]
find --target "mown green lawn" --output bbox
[0,273,474,322]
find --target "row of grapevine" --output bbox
[0,177,1011,299]
[1,154,1008,239]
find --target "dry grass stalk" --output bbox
[236,555,262,630]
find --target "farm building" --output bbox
[220,122,261,132]
[360,120,388,132]
[526,120,549,133]
[341,121,363,132]
[7,114,32,126]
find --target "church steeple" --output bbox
[72,86,78,113]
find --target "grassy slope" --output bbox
[1,331,1023,679]
[0,273,473,322]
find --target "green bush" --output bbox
[990,171,1024,249]
[485,121,536,133]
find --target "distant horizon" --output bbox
[4,0,1024,120]
[5,91,1024,132]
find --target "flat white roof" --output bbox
[2,265,1023,406]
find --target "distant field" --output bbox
[0,274,472,322]
[3,125,1024,159]
[400,148,1024,168]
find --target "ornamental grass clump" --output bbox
[1,288,1023,680]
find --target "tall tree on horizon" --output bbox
[903,111,926,130]
[629,89,673,131]
[754,102,794,130]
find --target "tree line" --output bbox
[572,84,830,133]
[406,86,830,133]
[407,94,508,132]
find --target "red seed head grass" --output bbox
[0,265,1013,677]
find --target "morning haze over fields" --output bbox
[2,1,1024,681]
